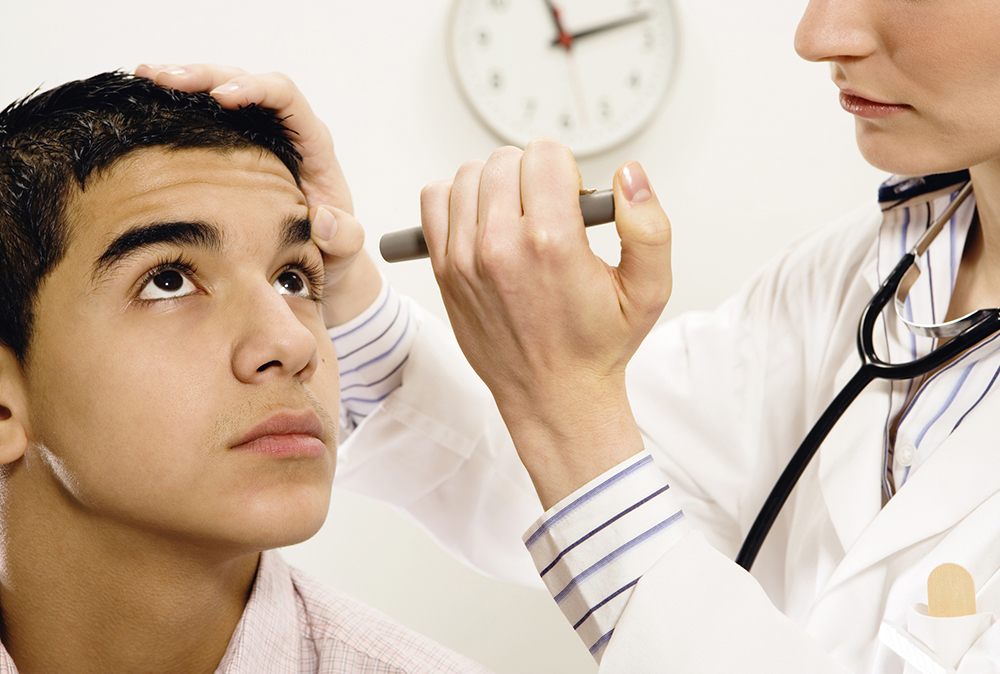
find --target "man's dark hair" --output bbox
[0,71,303,364]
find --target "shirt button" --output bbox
[896,443,916,467]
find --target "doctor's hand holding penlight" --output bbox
[419,138,671,509]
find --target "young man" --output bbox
[0,70,489,674]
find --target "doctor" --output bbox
[413,0,1000,671]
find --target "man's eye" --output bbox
[274,270,311,298]
[137,267,198,301]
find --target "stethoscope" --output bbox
[736,181,1000,570]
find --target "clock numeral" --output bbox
[489,0,509,11]
[559,112,574,130]
[488,69,506,92]
[642,28,656,52]
[523,98,538,121]
[598,98,613,121]
[476,28,491,47]
[629,70,642,89]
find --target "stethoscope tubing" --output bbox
[735,222,1000,571]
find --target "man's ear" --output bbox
[0,347,29,465]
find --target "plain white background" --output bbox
[0,1,886,671]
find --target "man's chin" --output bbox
[218,487,333,552]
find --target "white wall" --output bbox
[0,1,886,672]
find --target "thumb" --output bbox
[310,205,365,263]
[613,162,673,328]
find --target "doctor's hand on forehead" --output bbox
[420,138,672,509]
[135,63,382,327]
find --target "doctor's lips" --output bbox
[839,90,911,118]
[231,409,327,458]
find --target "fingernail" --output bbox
[313,207,338,242]
[209,82,241,94]
[210,82,241,96]
[140,63,166,73]
[620,162,652,204]
[162,65,188,76]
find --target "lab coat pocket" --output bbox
[880,604,995,674]
[909,604,993,671]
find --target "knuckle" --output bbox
[420,181,442,203]
[488,145,523,164]
[524,136,571,158]
[636,216,671,245]
[522,219,575,260]
[268,71,296,88]
[476,238,506,275]
[456,159,485,178]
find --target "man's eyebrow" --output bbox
[92,221,222,282]
[91,215,314,284]
[282,216,313,249]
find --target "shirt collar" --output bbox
[215,550,303,673]
[878,170,970,211]
[0,551,302,674]
[875,170,979,361]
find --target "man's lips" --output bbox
[232,409,326,458]
[839,90,912,119]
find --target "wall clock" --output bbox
[447,0,679,158]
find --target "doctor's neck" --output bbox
[947,162,1000,321]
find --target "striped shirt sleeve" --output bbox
[522,451,689,663]
[330,278,417,433]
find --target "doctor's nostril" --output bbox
[256,361,281,373]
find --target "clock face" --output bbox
[447,0,678,157]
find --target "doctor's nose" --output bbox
[231,283,320,385]
[795,0,877,63]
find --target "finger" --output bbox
[613,162,673,326]
[477,146,524,253]
[135,63,248,94]
[205,72,350,215]
[448,159,487,266]
[136,65,316,143]
[519,137,583,238]
[310,205,364,262]
[206,72,326,156]
[143,64,352,215]
[420,179,453,265]
[147,68,327,159]
[136,64,352,215]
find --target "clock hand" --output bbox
[541,0,574,50]
[550,12,650,46]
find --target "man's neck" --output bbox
[0,467,258,674]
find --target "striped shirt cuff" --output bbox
[522,452,688,663]
[330,278,416,432]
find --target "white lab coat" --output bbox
[338,197,1000,673]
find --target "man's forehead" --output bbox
[53,146,311,283]
[80,145,302,201]
[64,146,307,243]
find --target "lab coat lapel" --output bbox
[822,391,1000,591]
[816,337,892,557]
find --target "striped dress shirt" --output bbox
[0,551,491,673]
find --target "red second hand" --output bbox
[547,2,574,50]
[565,51,590,126]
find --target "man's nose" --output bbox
[229,282,320,385]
